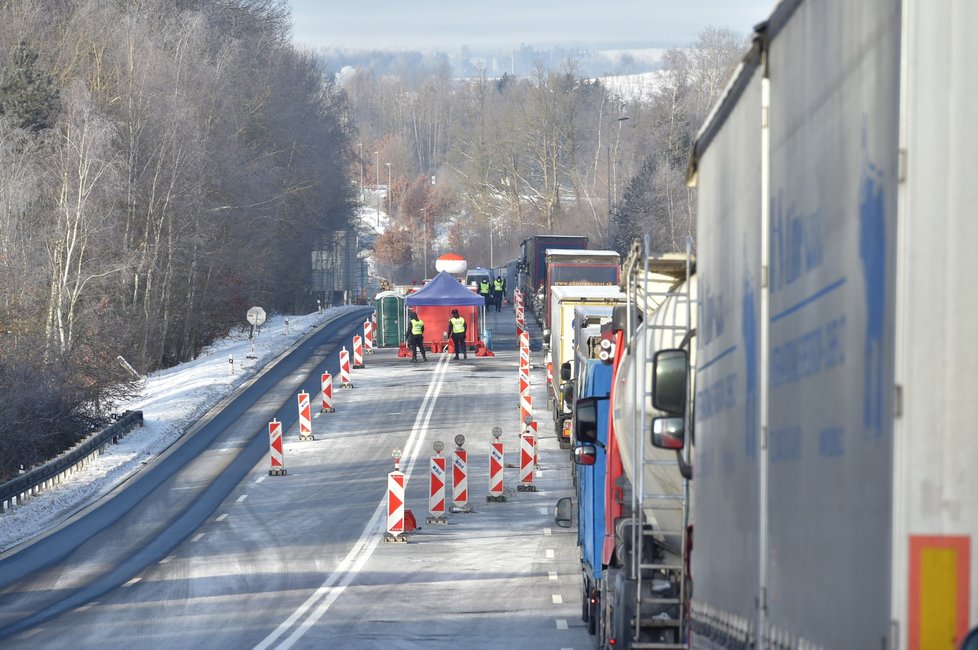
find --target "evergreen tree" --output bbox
[0,40,60,132]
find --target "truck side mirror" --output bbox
[560,361,572,381]
[554,497,573,528]
[573,396,601,444]
[574,444,597,465]
[651,416,684,450]
[561,382,574,410]
[652,349,688,415]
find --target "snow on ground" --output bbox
[0,305,366,552]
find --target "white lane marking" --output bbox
[124,577,141,587]
[159,556,175,565]
[552,594,563,604]
[256,476,266,484]
[313,412,321,419]
[191,533,205,542]
[216,513,228,522]
[543,527,552,536]
[545,549,555,559]
[237,494,248,503]
[75,601,99,613]
[256,353,452,650]
[539,507,549,516]
[549,571,558,581]
[556,620,569,630]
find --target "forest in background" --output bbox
[0,0,355,475]
[328,27,745,282]
[0,0,745,477]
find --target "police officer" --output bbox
[448,309,467,360]
[478,278,491,306]
[493,276,505,312]
[406,311,427,362]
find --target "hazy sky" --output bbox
[287,1,777,51]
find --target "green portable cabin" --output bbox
[375,291,407,347]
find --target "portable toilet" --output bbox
[375,291,406,347]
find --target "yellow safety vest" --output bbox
[479,280,490,294]
[450,317,466,334]
[494,278,504,291]
[411,318,424,335]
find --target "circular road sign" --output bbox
[247,306,267,327]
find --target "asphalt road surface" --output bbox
[0,305,592,649]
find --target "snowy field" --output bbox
[0,305,366,552]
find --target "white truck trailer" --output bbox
[687,0,978,647]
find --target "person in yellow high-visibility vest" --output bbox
[405,311,427,362]
[448,309,468,360]
[493,276,505,312]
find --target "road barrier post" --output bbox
[364,320,374,354]
[321,372,335,413]
[268,419,286,476]
[352,335,365,369]
[297,391,314,441]
[386,448,407,543]
[517,432,535,492]
[339,347,353,388]
[451,434,471,513]
[487,426,506,502]
[427,441,448,525]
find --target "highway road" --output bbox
[0,306,591,649]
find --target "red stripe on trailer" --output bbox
[453,449,468,507]
[321,372,334,412]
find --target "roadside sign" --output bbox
[247,306,266,327]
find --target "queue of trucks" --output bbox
[547,1,978,648]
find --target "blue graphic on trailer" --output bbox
[858,125,886,439]
[742,251,758,459]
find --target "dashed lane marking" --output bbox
[556,620,569,630]
[159,556,175,565]
[191,533,205,542]
[549,571,558,581]
[543,527,552,536]
[237,494,248,503]
[256,476,266,484]
[552,594,563,604]
[17,627,44,639]
[216,513,228,522]
[124,577,141,587]
[545,549,555,559]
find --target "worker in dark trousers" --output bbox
[448,309,467,359]
[406,311,427,362]
[493,276,505,312]
[478,278,492,307]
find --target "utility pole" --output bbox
[374,151,380,227]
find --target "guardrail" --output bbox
[0,410,144,513]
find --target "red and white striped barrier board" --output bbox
[517,433,535,491]
[297,391,314,440]
[364,320,374,353]
[352,335,365,369]
[339,347,353,388]
[386,470,406,542]
[268,419,286,476]
[452,448,468,509]
[321,372,334,412]
[428,455,447,524]
[520,394,533,431]
[488,441,505,501]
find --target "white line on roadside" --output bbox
[552,594,563,604]
[216,513,228,522]
[191,533,204,542]
[124,577,141,587]
[237,494,248,503]
[545,549,555,559]
[549,571,558,581]
[256,353,453,650]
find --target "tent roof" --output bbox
[406,271,485,307]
